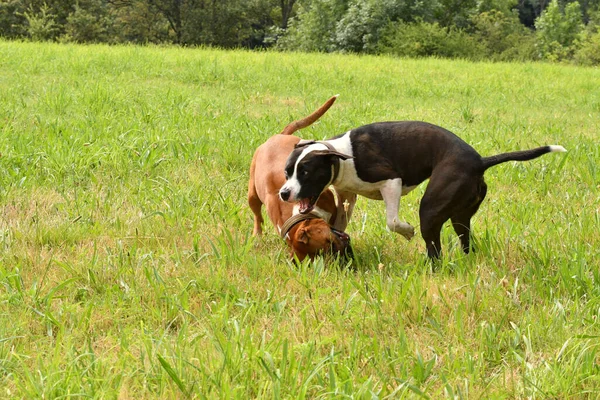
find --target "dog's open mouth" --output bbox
[298,197,317,214]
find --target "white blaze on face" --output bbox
[280,172,302,202]
[280,145,321,202]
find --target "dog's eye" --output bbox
[302,171,308,176]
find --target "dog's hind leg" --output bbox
[451,179,487,254]
[450,214,472,254]
[419,207,445,259]
[420,170,486,259]
[380,179,415,240]
[419,170,467,259]
[248,163,264,236]
[249,195,264,236]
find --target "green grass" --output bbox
[0,40,598,398]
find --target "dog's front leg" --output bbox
[380,179,415,240]
[332,189,356,231]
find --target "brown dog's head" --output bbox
[285,218,352,262]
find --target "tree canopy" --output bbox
[1,0,598,64]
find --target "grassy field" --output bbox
[0,40,598,398]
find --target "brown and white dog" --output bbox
[247,96,351,261]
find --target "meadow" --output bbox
[0,40,598,398]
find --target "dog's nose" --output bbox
[331,228,353,259]
[332,228,350,242]
[280,188,290,202]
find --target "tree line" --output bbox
[1,0,599,65]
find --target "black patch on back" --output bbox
[347,121,482,186]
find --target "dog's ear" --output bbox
[296,227,309,244]
[312,149,353,160]
[295,140,316,149]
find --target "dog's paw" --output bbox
[389,221,415,240]
[401,225,415,241]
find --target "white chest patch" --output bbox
[327,132,418,199]
[292,204,332,223]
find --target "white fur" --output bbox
[380,179,415,240]
[327,132,385,198]
[327,132,417,199]
[280,143,329,202]
[326,131,353,157]
[549,145,567,153]
[292,203,332,222]
[280,174,301,202]
[291,132,417,239]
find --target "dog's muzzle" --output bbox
[279,188,291,202]
[331,227,353,259]
[331,227,350,243]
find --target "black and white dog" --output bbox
[279,121,566,259]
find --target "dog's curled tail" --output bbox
[481,145,567,171]
[280,95,338,136]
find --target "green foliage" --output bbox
[21,3,60,41]
[573,8,600,65]
[475,0,518,15]
[471,10,537,61]
[435,0,478,28]
[1,0,599,65]
[378,20,485,59]
[378,8,538,62]
[181,0,252,47]
[334,0,382,53]
[182,0,275,48]
[277,0,347,52]
[21,0,78,35]
[332,0,442,53]
[535,0,585,61]
[62,0,114,43]
[0,0,27,38]
[111,0,172,44]
[574,30,600,65]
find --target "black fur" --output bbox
[285,120,564,259]
[347,121,482,185]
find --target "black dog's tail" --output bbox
[481,145,566,171]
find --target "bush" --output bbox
[277,0,346,52]
[471,10,537,61]
[574,9,600,66]
[62,0,114,43]
[535,0,584,61]
[22,3,60,41]
[0,0,27,39]
[574,31,600,65]
[377,20,486,60]
[111,1,172,44]
[335,0,382,53]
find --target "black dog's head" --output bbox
[279,141,351,214]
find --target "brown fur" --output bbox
[248,134,348,260]
[247,96,350,261]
